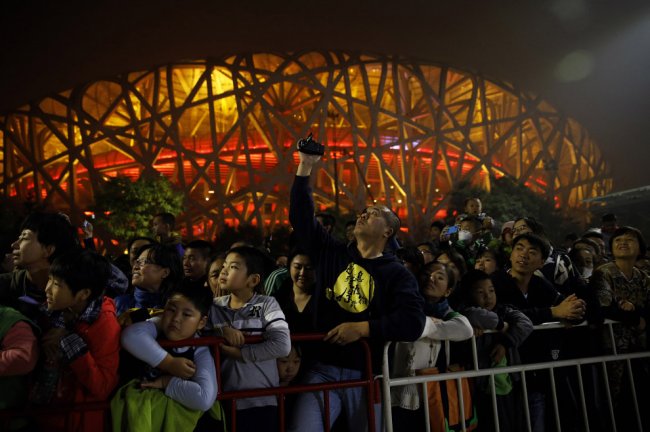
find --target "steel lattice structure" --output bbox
[0,52,611,239]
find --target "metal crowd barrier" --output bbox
[0,333,377,432]
[381,319,650,432]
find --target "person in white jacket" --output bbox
[390,261,473,430]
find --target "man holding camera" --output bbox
[288,136,425,431]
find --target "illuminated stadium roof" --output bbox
[0,52,611,238]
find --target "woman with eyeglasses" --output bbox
[114,243,182,323]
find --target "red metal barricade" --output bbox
[0,333,377,432]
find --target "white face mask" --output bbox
[458,230,473,242]
[582,267,593,279]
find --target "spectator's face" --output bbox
[129,239,152,268]
[152,216,170,237]
[475,252,498,275]
[510,239,544,275]
[11,229,51,269]
[420,263,450,301]
[354,206,392,240]
[277,348,301,385]
[471,279,497,311]
[131,250,169,292]
[161,294,207,341]
[576,249,594,269]
[436,253,460,282]
[465,199,481,215]
[45,274,84,312]
[219,252,256,294]
[612,233,640,260]
[276,255,288,268]
[183,248,209,280]
[207,258,225,297]
[417,245,435,264]
[290,254,314,292]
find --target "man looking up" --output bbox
[288,146,425,432]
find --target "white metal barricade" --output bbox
[381,320,650,432]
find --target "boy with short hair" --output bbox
[113,284,218,431]
[212,246,291,432]
[33,248,120,432]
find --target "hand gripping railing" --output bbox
[0,333,377,432]
[381,319,649,432]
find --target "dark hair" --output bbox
[227,246,275,293]
[155,212,176,230]
[136,243,183,296]
[20,212,79,263]
[287,246,310,268]
[602,213,617,223]
[564,233,578,242]
[458,269,491,306]
[127,236,156,255]
[514,216,545,236]
[610,226,647,260]
[417,241,435,252]
[430,220,445,230]
[185,240,214,261]
[50,249,111,299]
[315,212,336,228]
[512,233,551,260]
[167,284,214,317]
[396,246,425,274]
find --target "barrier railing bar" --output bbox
[576,364,590,432]
[386,350,650,386]
[549,367,561,432]
[324,389,331,432]
[381,342,394,432]
[625,357,643,432]
[520,370,532,432]
[457,376,467,432]
[489,373,500,432]
[600,361,617,432]
[422,381,431,432]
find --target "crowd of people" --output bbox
[0,149,649,432]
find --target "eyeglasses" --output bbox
[134,258,158,267]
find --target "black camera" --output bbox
[297,133,325,156]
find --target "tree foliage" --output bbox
[446,176,583,244]
[92,175,184,244]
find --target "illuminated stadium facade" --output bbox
[0,51,611,239]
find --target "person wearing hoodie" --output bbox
[287,145,426,432]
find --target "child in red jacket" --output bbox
[31,249,121,432]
